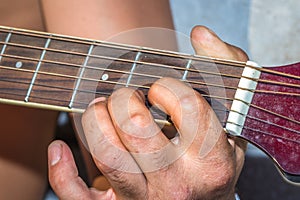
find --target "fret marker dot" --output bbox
[102,74,109,81]
[15,61,23,68]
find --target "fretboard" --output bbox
[0,26,246,123]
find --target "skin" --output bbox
[48,26,248,200]
[0,0,174,199]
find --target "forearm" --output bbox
[41,0,175,42]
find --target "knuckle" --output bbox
[178,92,204,117]
[207,160,236,191]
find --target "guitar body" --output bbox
[241,63,300,183]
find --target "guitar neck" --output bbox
[0,25,245,119]
[1,25,300,183]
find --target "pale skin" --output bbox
[0,0,174,199]
[48,26,249,200]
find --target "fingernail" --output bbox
[88,97,107,107]
[49,142,62,166]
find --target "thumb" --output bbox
[48,140,113,200]
[191,25,248,62]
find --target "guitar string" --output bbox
[0,28,247,67]
[1,40,300,86]
[2,57,297,119]
[2,27,298,99]
[1,52,299,126]
[251,104,300,125]
[3,27,300,82]
[0,65,234,102]
[1,87,299,143]
[0,88,230,118]
[0,29,299,132]
[0,54,241,93]
[242,126,300,144]
[3,73,299,143]
[246,115,300,135]
[1,65,300,131]
[1,53,300,97]
[2,29,300,161]
[1,64,299,104]
[1,81,299,141]
[226,114,300,135]
[0,41,247,79]
[1,70,299,138]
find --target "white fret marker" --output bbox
[101,74,109,81]
[15,61,23,68]
[225,61,262,135]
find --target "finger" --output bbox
[82,98,147,198]
[107,88,176,173]
[148,77,231,158]
[191,25,248,182]
[48,140,111,200]
[191,26,248,157]
[191,25,248,61]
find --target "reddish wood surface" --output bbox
[242,62,300,179]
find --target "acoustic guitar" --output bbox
[0,25,299,184]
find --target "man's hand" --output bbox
[48,26,248,200]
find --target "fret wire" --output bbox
[2,40,300,89]
[1,26,300,82]
[126,51,141,87]
[24,37,52,102]
[0,30,12,61]
[181,59,192,80]
[68,43,94,108]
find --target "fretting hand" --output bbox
[48,26,248,200]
